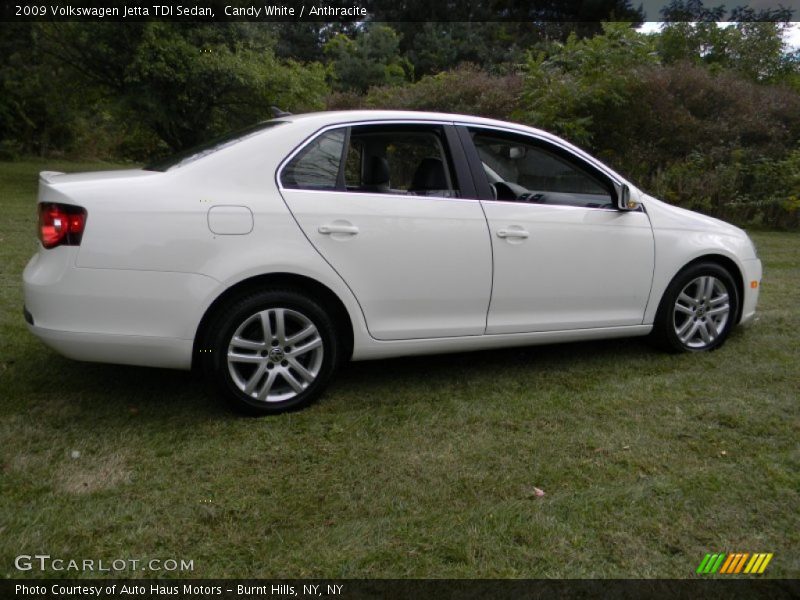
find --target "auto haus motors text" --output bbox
[17,584,345,597]
[16,584,222,597]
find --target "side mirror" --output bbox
[615,183,639,211]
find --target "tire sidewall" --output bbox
[205,289,339,414]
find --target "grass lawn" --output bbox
[1,160,798,579]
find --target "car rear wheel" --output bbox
[204,289,339,415]
[652,262,739,353]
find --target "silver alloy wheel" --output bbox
[673,275,731,349]
[226,308,324,402]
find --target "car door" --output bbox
[278,122,492,340]
[459,125,655,334]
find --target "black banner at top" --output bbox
[2,0,800,22]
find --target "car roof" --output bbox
[277,110,545,135]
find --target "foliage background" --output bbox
[2,6,800,228]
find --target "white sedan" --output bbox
[23,111,762,414]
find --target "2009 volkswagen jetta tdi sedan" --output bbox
[23,111,762,414]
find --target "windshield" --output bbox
[144,121,286,171]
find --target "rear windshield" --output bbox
[145,121,286,171]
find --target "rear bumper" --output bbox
[22,246,216,370]
[26,323,192,369]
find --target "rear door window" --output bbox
[282,124,461,197]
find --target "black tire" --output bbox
[202,289,339,415]
[651,261,739,353]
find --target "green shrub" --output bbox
[512,24,800,229]
[646,148,800,230]
[328,64,523,121]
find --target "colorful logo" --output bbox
[696,553,773,575]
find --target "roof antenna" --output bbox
[270,106,292,118]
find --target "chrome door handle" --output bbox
[318,224,359,235]
[496,228,529,239]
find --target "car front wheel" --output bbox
[652,262,739,353]
[204,289,339,415]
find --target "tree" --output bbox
[0,23,127,157]
[0,22,330,156]
[324,25,412,92]
[659,1,797,82]
[270,23,358,63]
[366,0,644,75]
[519,22,659,148]
[124,23,328,150]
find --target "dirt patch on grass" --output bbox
[9,452,38,472]
[57,453,132,495]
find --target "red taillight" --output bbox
[38,203,87,249]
